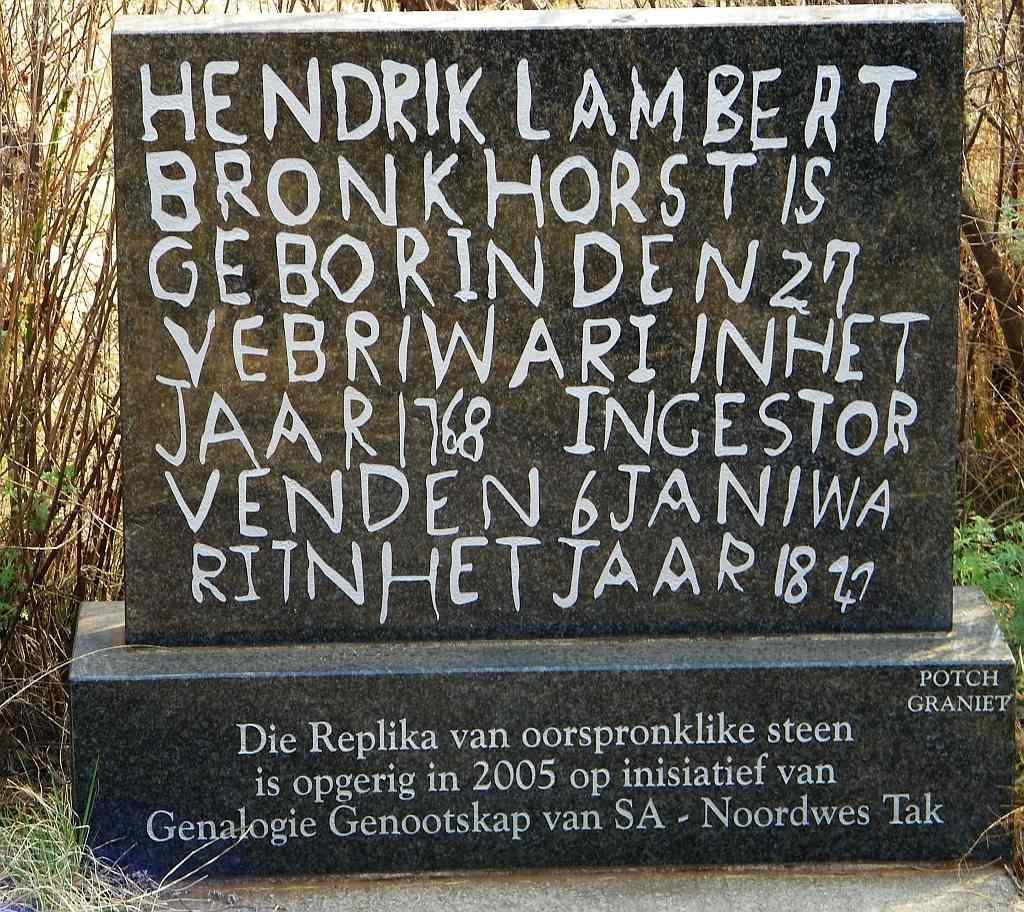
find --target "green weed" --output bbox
[954,514,1024,646]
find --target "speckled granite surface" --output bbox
[111,5,962,645]
[71,589,1012,877]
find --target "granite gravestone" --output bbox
[72,5,1014,879]
[113,3,957,646]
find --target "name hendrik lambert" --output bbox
[139,56,916,150]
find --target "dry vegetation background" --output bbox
[0,0,1022,805]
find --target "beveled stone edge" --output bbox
[69,588,1013,684]
[169,861,1020,909]
[113,4,960,36]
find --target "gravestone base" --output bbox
[172,863,1021,912]
[71,588,1014,878]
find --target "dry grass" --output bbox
[1,0,124,786]
[0,779,188,912]
[0,0,1023,905]
[961,0,1024,520]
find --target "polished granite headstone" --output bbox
[73,4,1015,882]
[112,4,961,645]
[72,591,1012,875]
